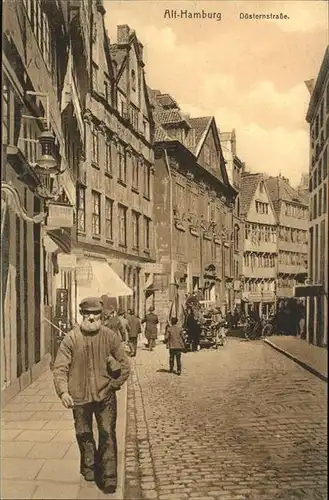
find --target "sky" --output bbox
[104,1,328,187]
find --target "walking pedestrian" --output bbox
[141,306,159,351]
[117,309,130,343]
[186,308,201,352]
[102,306,125,341]
[127,310,142,357]
[52,297,130,494]
[165,317,185,375]
[297,299,306,338]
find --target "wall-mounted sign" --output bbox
[143,263,164,274]
[47,203,74,228]
[55,288,69,319]
[57,254,77,269]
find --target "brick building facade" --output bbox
[2,0,83,401]
[240,173,278,317]
[74,16,155,318]
[148,90,237,332]
[265,175,309,301]
[305,46,328,347]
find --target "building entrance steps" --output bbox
[264,335,328,382]
[1,368,128,499]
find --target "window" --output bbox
[118,205,127,246]
[259,182,264,193]
[132,155,139,190]
[77,187,86,232]
[91,191,100,235]
[105,139,112,174]
[91,122,99,165]
[323,147,328,179]
[130,104,139,130]
[320,221,325,284]
[143,119,148,137]
[323,183,327,214]
[131,69,136,91]
[208,202,216,222]
[24,0,51,68]
[143,163,150,198]
[118,144,126,182]
[104,75,111,104]
[92,62,98,90]
[144,217,150,250]
[313,193,317,220]
[105,198,113,240]
[204,144,210,166]
[234,225,240,251]
[236,196,240,217]
[2,80,9,144]
[255,201,269,214]
[175,183,185,209]
[132,211,139,248]
[318,188,322,217]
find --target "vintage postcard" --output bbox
[1,1,328,499]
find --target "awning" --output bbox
[77,259,133,299]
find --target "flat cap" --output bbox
[79,297,103,312]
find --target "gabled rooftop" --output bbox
[240,172,264,216]
[265,176,308,207]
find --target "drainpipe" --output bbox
[163,148,174,284]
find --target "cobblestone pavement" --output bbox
[125,338,327,500]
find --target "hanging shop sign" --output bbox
[47,202,74,228]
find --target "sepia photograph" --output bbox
[1,0,328,499]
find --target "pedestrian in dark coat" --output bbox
[117,309,130,342]
[53,297,130,494]
[186,309,201,351]
[103,307,125,341]
[165,317,185,375]
[127,310,142,357]
[141,307,159,351]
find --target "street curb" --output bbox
[117,381,128,500]
[264,339,328,382]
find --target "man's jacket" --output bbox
[127,315,142,338]
[165,325,185,350]
[53,325,130,405]
[141,313,159,338]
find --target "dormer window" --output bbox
[131,69,136,92]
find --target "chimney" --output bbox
[304,79,315,95]
[117,25,130,44]
[231,128,236,155]
[138,41,144,61]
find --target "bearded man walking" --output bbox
[53,297,130,494]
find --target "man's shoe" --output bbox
[102,485,117,494]
[177,371,181,376]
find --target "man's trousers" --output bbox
[128,337,138,357]
[72,393,117,489]
[169,349,182,373]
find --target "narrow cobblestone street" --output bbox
[125,338,327,500]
